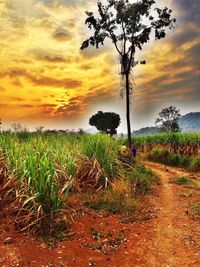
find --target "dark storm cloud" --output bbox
[187,43,200,59]
[147,0,200,108]
[173,0,200,23]
[158,74,200,95]
[171,29,199,47]
[136,33,200,111]
[163,43,200,73]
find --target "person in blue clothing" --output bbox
[131,146,137,158]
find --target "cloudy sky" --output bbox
[0,0,199,132]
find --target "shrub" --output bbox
[85,163,154,214]
[148,148,170,164]
[190,202,200,217]
[129,164,154,194]
[16,131,30,142]
[189,157,200,172]
[80,133,121,178]
[85,191,139,214]
[179,156,191,168]
[148,148,190,168]
[85,178,139,214]
[176,176,190,184]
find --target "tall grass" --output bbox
[148,148,190,167]
[0,132,124,231]
[0,132,155,233]
[80,133,121,177]
[132,132,200,146]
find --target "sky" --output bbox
[0,0,199,132]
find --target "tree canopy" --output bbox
[89,111,121,136]
[81,0,176,52]
[155,106,181,132]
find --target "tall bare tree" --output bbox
[81,0,176,149]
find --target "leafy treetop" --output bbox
[155,106,181,133]
[89,111,121,136]
[81,0,176,73]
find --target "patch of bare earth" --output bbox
[0,162,199,267]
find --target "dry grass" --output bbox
[75,156,104,190]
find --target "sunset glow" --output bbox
[0,0,199,131]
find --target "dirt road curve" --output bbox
[0,162,199,267]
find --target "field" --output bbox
[133,132,200,155]
[132,132,200,171]
[0,132,154,233]
[0,132,200,266]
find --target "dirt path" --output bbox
[138,161,200,267]
[0,162,199,267]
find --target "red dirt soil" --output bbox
[0,162,199,267]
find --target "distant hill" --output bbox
[179,112,200,132]
[85,127,98,134]
[133,127,160,136]
[133,112,200,136]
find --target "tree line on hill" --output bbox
[0,122,86,135]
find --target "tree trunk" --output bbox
[125,73,132,150]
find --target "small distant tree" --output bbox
[81,0,176,149]
[11,123,27,133]
[89,111,120,136]
[0,119,2,132]
[35,126,44,133]
[155,106,181,132]
[78,128,85,135]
